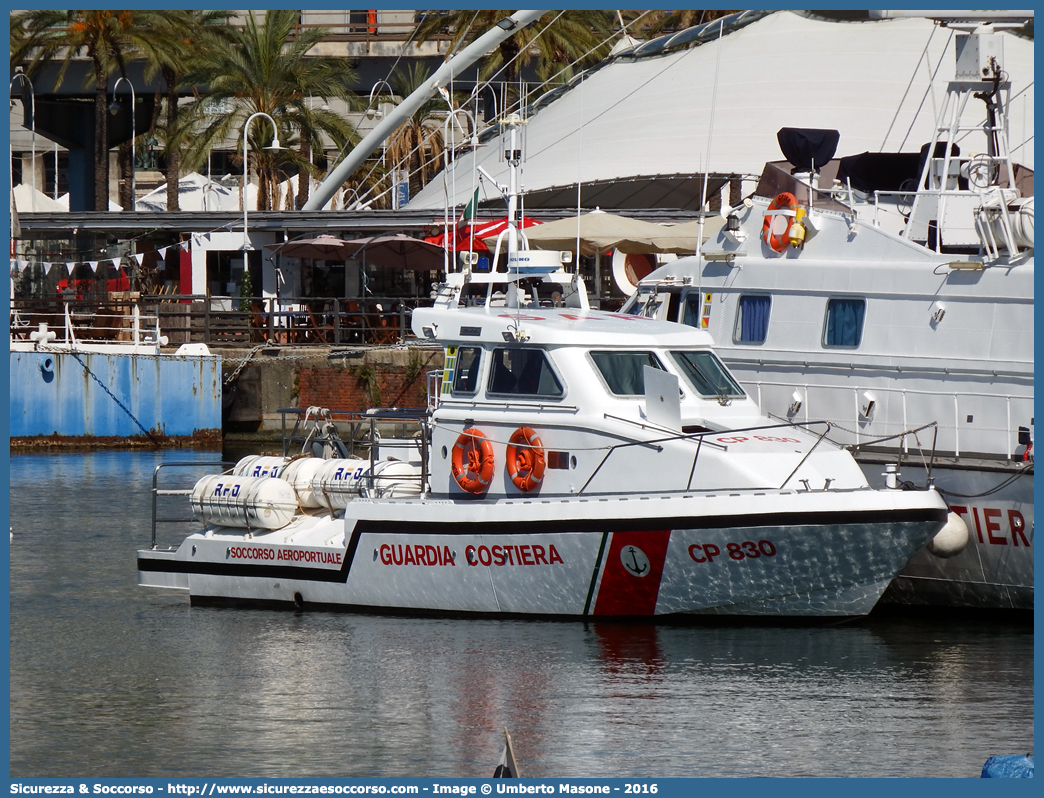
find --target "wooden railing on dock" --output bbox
[11,295,430,348]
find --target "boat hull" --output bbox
[10,348,221,443]
[138,493,947,618]
[862,460,1034,609]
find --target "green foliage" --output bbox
[413,11,615,94]
[403,349,426,382]
[176,10,363,210]
[355,364,382,408]
[238,269,254,312]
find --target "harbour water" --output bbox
[9,450,1034,779]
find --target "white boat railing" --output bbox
[150,461,234,549]
[743,378,1032,460]
[11,301,167,351]
[578,419,852,495]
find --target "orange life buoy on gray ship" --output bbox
[451,428,495,494]
[506,426,546,492]
[762,192,798,253]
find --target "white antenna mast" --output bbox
[696,18,727,300]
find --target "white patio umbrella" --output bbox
[504,210,670,256]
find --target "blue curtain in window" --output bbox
[826,299,865,346]
[739,296,770,343]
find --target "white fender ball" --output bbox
[927,511,970,558]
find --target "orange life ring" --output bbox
[762,192,798,253]
[506,426,546,492]
[451,428,495,494]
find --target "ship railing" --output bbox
[10,298,164,349]
[845,423,940,484]
[740,377,1032,461]
[579,419,833,495]
[278,406,431,495]
[150,461,234,550]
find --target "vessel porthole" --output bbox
[441,446,448,459]
[570,456,577,469]
[373,548,379,561]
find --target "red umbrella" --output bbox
[425,216,542,254]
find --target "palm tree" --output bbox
[11,10,139,211]
[10,9,214,212]
[635,10,742,36]
[177,10,361,211]
[383,63,448,202]
[132,11,229,211]
[414,10,615,110]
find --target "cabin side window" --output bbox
[589,351,665,396]
[682,295,700,328]
[734,295,771,344]
[487,348,564,398]
[823,297,866,348]
[680,291,712,330]
[669,350,746,398]
[451,346,482,394]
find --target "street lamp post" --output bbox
[10,71,35,211]
[109,76,136,211]
[241,111,282,250]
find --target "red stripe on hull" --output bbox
[593,530,671,616]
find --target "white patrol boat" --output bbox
[138,245,952,617]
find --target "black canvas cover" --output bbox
[836,152,922,193]
[776,128,840,172]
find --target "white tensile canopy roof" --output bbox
[408,11,1034,211]
[136,172,251,212]
[12,182,66,213]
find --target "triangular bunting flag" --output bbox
[10,261,18,277]
[64,262,74,274]
[18,260,30,271]
[134,252,146,265]
[157,246,169,259]
[41,261,52,275]
[88,260,100,273]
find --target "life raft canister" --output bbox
[762,192,799,253]
[506,426,546,492]
[451,428,495,494]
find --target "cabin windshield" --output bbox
[670,350,745,398]
[589,351,665,396]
